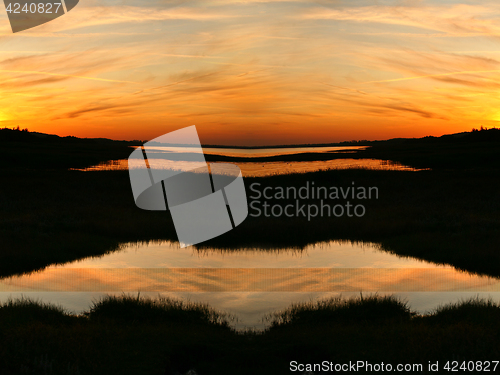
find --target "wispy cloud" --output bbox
[0,69,136,83]
[2,0,500,144]
[362,69,500,84]
[298,4,500,37]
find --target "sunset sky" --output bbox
[1,0,500,145]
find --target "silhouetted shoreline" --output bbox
[1,127,500,374]
[0,127,499,278]
[1,294,499,374]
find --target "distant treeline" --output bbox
[2,126,499,148]
[0,127,144,145]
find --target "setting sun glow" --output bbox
[1,0,500,145]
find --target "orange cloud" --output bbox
[2,0,500,144]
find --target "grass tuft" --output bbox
[266,294,413,327]
[88,294,234,327]
[1,295,500,374]
[0,297,73,325]
[427,296,500,325]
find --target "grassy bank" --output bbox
[0,127,499,278]
[1,295,499,374]
[1,167,498,278]
[0,127,138,170]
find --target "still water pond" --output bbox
[73,146,427,176]
[1,241,498,329]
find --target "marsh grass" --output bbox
[1,166,500,278]
[87,294,235,327]
[427,296,500,325]
[266,294,414,327]
[0,297,73,325]
[0,295,236,375]
[1,128,500,278]
[1,295,500,374]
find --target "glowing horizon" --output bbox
[1,0,500,146]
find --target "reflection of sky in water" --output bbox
[144,146,367,158]
[72,146,427,175]
[77,158,426,176]
[1,241,499,329]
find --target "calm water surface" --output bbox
[73,146,428,176]
[1,241,498,329]
[156,145,368,158]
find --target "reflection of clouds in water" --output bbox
[3,240,499,294]
[2,267,499,294]
[142,146,368,158]
[74,158,427,175]
[232,159,428,176]
[1,240,499,329]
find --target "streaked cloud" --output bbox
[298,3,500,37]
[2,0,500,144]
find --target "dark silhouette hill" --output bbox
[0,127,139,169]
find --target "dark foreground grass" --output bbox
[1,295,499,374]
[265,294,414,326]
[87,294,234,327]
